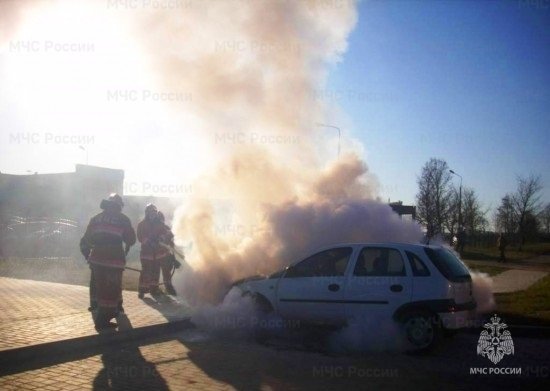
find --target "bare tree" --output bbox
[522,212,540,242]
[443,185,459,237]
[416,158,453,238]
[512,175,543,250]
[495,194,517,235]
[539,203,550,235]
[462,187,488,235]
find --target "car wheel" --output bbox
[242,291,273,314]
[403,312,441,354]
[241,292,274,343]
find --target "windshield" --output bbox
[268,268,286,279]
[424,247,471,282]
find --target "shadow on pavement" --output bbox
[181,337,292,391]
[0,320,192,377]
[116,312,134,332]
[93,344,169,391]
[93,315,170,391]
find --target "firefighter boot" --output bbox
[165,283,177,296]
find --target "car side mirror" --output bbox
[283,264,294,278]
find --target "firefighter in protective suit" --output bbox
[80,193,136,330]
[137,204,169,298]
[154,211,177,296]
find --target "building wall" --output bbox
[0,164,179,229]
[0,165,124,225]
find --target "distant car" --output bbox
[235,242,476,352]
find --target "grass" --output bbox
[495,274,550,326]
[462,242,550,262]
[0,257,141,291]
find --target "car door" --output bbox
[276,247,353,324]
[345,246,412,323]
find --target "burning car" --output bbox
[235,242,476,352]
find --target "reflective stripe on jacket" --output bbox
[81,211,136,269]
[137,219,173,261]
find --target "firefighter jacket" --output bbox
[80,211,136,269]
[137,219,173,261]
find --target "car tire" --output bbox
[402,311,442,354]
[242,291,273,314]
[241,292,273,343]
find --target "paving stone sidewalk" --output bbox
[0,277,191,351]
[465,255,549,293]
[490,270,548,294]
[1,329,548,391]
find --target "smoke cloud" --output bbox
[470,271,496,314]
[2,0,426,306]
[173,153,424,304]
[123,1,426,303]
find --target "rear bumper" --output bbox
[437,300,477,330]
[393,299,477,330]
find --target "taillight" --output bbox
[449,284,455,297]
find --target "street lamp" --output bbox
[449,169,463,232]
[316,123,341,159]
[79,145,89,165]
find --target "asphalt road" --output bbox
[2,325,548,390]
[166,327,550,390]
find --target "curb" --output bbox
[0,318,194,376]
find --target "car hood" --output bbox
[231,274,267,286]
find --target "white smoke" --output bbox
[329,318,408,353]
[111,1,434,353]
[470,271,496,314]
[99,0,429,304]
[190,287,258,338]
[172,154,424,304]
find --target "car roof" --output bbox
[313,242,443,252]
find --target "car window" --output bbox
[424,247,470,282]
[284,247,353,278]
[405,251,430,277]
[354,247,406,276]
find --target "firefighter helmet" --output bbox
[145,203,157,213]
[108,193,124,208]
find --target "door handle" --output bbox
[390,284,403,292]
[328,283,340,292]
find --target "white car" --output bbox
[235,242,476,352]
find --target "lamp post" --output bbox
[316,123,341,159]
[79,145,89,165]
[449,169,463,232]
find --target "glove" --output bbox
[79,238,91,260]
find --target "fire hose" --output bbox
[124,243,190,287]
[82,238,190,288]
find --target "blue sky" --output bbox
[329,0,549,212]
